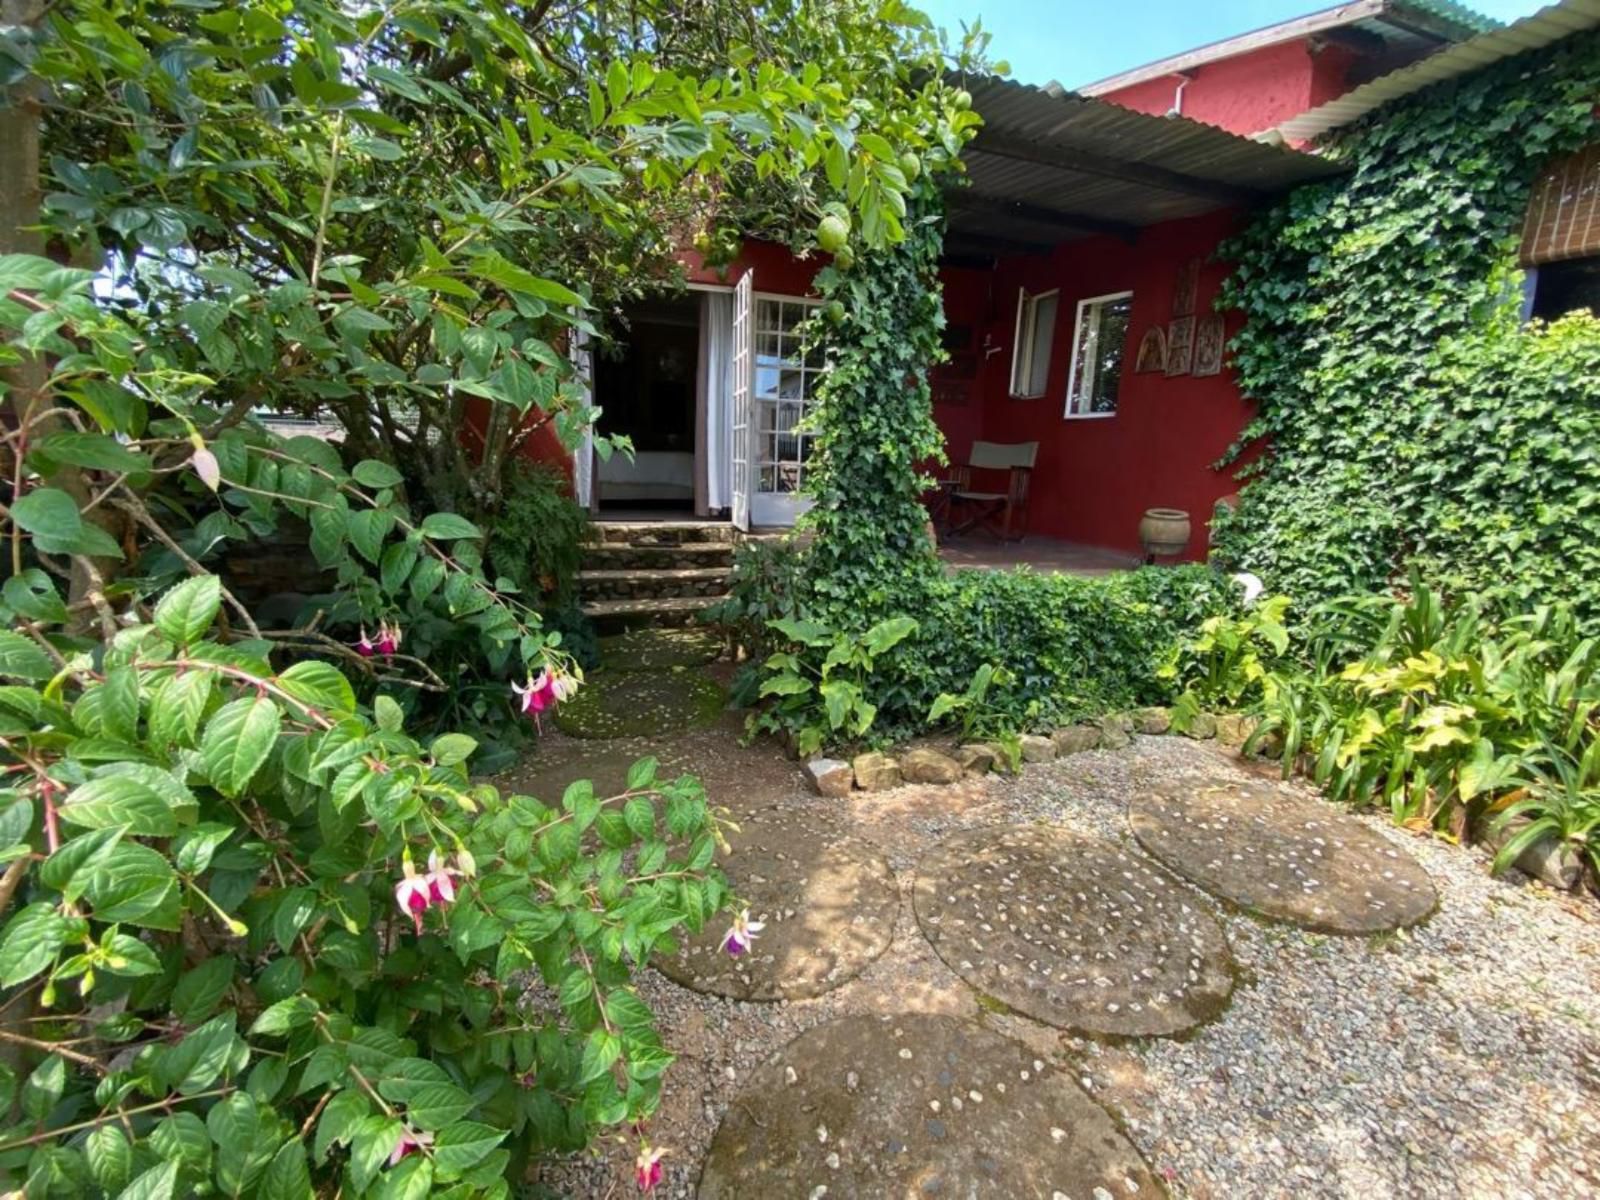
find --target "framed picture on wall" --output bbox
[1134,325,1167,374]
[1192,314,1225,377]
[1172,258,1200,317]
[1165,316,1195,376]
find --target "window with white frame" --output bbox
[752,298,825,494]
[1008,288,1058,399]
[1064,291,1133,417]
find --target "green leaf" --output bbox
[374,694,404,732]
[60,767,189,836]
[86,1125,133,1194]
[153,576,222,645]
[250,994,319,1036]
[314,1089,370,1163]
[351,135,405,160]
[578,1026,621,1082]
[83,842,181,929]
[279,661,358,715]
[0,902,67,985]
[348,1116,402,1195]
[626,756,658,789]
[170,956,236,1023]
[36,431,151,473]
[150,1110,211,1172]
[403,1081,474,1129]
[157,1013,237,1094]
[9,487,80,541]
[22,1053,65,1120]
[258,1137,312,1200]
[115,1160,179,1200]
[199,695,282,795]
[352,459,405,489]
[431,1120,507,1177]
[101,932,163,977]
[429,733,476,766]
[0,630,54,681]
[419,512,482,540]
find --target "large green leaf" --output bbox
[419,512,482,540]
[0,631,54,682]
[153,576,222,645]
[278,661,357,715]
[59,767,190,836]
[199,695,282,795]
[0,902,67,985]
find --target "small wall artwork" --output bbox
[1134,326,1167,374]
[1172,258,1200,318]
[1165,316,1195,377]
[1192,313,1225,377]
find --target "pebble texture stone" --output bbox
[900,747,964,785]
[914,824,1235,1037]
[698,1013,1157,1200]
[1019,733,1057,763]
[597,626,723,670]
[655,807,898,1000]
[1129,777,1437,933]
[554,668,725,739]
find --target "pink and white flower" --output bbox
[375,620,403,656]
[393,858,432,934]
[388,1127,433,1166]
[718,908,764,958]
[423,850,458,906]
[634,1144,667,1192]
[356,627,377,658]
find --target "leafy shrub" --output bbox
[0,574,729,1197]
[1250,580,1599,862]
[1162,595,1291,730]
[487,462,590,610]
[1216,31,1600,618]
[752,615,919,753]
[726,549,1240,745]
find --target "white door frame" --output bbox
[729,271,754,531]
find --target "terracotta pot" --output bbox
[1139,507,1191,559]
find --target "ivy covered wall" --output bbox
[1214,31,1600,618]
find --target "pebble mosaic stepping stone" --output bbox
[913,824,1234,1037]
[1129,777,1437,934]
[553,668,724,739]
[655,807,898,1000]
[698,1013,1157,1199]
[598,626,722,671]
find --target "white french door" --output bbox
[749,296,820,527]
[729,271,754,531]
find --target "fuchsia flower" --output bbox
[393,851,464,933]
[718,908,764,958]
[634,1144,667,1193]
[356,627,377,658]
[389,1127,433,1167]
[375,620,403,655]
[512,665,579,731]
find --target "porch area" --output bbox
[938,534,1141,576]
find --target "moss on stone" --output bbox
[555,667,726,739]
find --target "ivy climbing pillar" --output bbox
[801,189,949,620]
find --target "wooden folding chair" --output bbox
[947,440,1037,541]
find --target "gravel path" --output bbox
[523,728,1600,1200]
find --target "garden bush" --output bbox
[1215,31,1600,619]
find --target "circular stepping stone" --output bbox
[914,824,1233,1037]
[553,668,724,739]
[598,626,722,671]
[1129,777,1436,934]
[699,1013,1157,1199]
[655,808,897,1000]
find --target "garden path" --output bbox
[504,634,1600,1200]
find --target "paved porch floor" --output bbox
[938,534,1142,576]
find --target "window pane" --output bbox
[1090,296,1132,414]
[1027,293,1057,397]
[1010,292,1035,396]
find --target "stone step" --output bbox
[591,520,737,546]
[582,541,734,570]
[580,594,723,632]
[577,566,730,602]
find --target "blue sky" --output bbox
[920,0,1549,88]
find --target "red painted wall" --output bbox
[953,210,1255,559]
[1099,38,1359,136]
[677,239,827,295]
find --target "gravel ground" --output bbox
[524,729,1600,1200]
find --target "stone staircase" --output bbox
[579,520,736,630]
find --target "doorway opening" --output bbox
[593,295,701,515]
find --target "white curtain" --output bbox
[702,291,734,511]
[570,332,593,508]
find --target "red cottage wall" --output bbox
[957,210,1254,559]
[677,239,827,295]
[1098,39,1358,136]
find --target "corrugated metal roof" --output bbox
[945,75,1345,254]
[1277,0,1600,142]
[1079,1,1492,96]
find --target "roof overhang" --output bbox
[944,76,1346,262]
[1079,0,1495,97]
[1277,0,1600,142]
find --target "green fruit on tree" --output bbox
[825,300,845,323]
[898,152,922,181]
[833,245,855,270]
[952,89,972,111]
[817,214,850,254]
